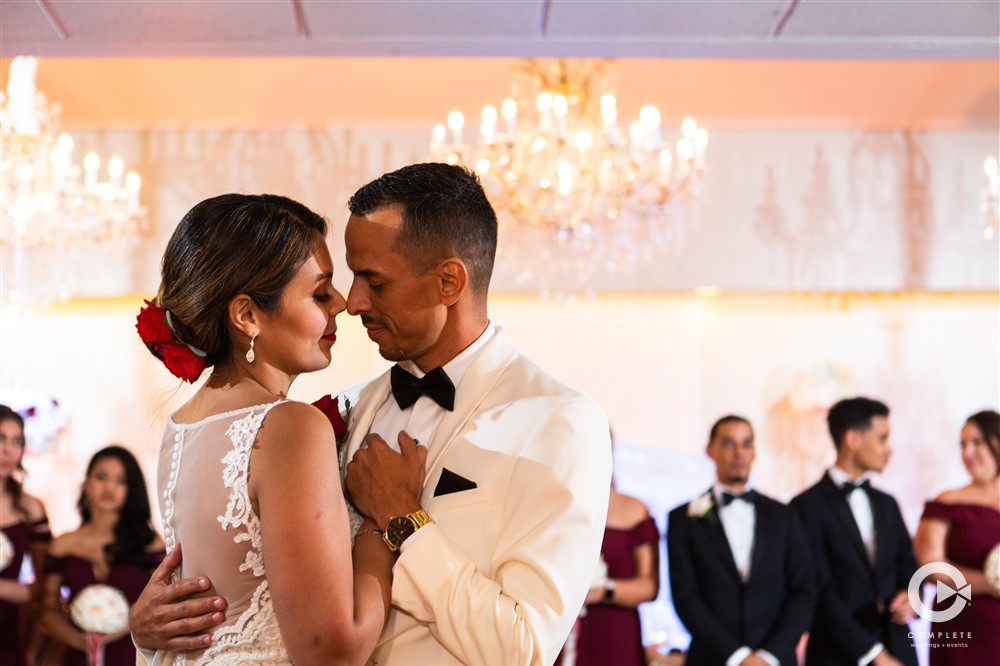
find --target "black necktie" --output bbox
[841,479,870,497]
[721,490,756,506]
[390,365,456,411]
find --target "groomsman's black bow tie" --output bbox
[840,479,871,496]
[721,490,756,506]
[390,365,456,411]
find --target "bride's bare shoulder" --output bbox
[171,383,279,424]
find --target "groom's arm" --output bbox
[348,396,612,666]
[129,544,228,653]
[399,397,610,666]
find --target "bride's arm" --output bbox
[253,402,394,666]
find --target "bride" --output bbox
[134,194,414,664]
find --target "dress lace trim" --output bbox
[171,401,291,665]
[218,404,283,577]
[188,580,288,665]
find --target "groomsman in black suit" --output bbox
[668,415,815,666]
[792,397,918,666]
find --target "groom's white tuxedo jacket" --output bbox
[342,327,612,666]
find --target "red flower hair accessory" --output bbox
[136,300,208,383]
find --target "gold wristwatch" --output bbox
[382,508,433,552]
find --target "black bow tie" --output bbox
[841,479,870,496]
[390,365,455,411]
[721,490,756,506]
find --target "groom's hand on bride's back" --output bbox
[129,543,228,650]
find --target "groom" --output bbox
[667,415,814,666]
[130,163,613,665]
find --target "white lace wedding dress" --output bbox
[156,401,293,664]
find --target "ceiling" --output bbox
[0,1,997,131]
[2,0,998,60]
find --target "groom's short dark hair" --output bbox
[348,163,498,299]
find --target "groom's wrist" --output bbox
[377,500,423,531]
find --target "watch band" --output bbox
[382,509,434,552]
[602,580,615,603]
[408,509,432,530]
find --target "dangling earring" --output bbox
[246,334,257,363]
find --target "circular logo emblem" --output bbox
[907,562,971,622]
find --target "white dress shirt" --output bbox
[712,483,778,666]
[713,483,756,583]
[827,466,876,566]
[827,466,884,666]
[369,323,495,551]
[370,322,495,451]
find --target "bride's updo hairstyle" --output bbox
[151,193,328,368]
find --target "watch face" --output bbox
[385,515,415,548]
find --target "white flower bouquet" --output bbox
[70,584,130,666]
[0,530,13,572]
[70,583,130,633]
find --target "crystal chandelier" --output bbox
[429,59,707,297]
[1,56,145,307]
[982,155,998,241]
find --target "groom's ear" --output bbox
[438,258,467,307]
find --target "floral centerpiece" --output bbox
[70,584,130,666]
[0,389,68,455]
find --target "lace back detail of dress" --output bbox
[218,405,274,577]
[174,401,291,665]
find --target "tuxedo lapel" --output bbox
[697,492,742,583]
[820,475,870,568]
[341,372,392,480]
[747,499,771,582]
[421,328,518,488]
[870,489,893,578]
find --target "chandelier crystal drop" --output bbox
[1,56,146,307]
[429,59,707,297]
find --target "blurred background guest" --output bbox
[0,405,52,666]
[39,446,164,666]
[668,415,814,666]
[792,397,917,666]
[568,480,660,666]
[914,410,1000,665]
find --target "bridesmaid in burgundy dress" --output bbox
[569,487,660,666]
[914,410,1000,666]
[40,446,164,666]
[0,406,52,666]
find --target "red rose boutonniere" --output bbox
[312,394,353,460]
